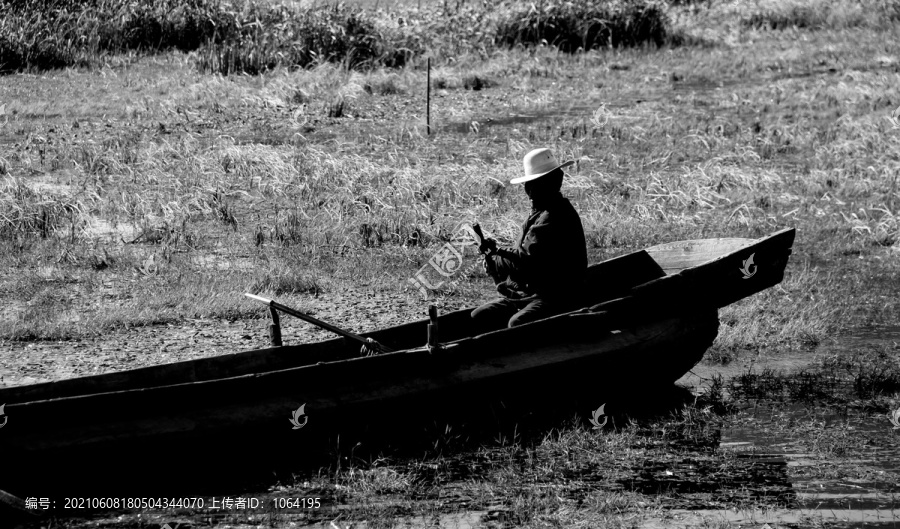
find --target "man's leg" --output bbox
[508,298,567,327]
[471,298,519,335]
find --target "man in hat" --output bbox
[471,148,588,331]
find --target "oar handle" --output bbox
[244,293,394,353]
[472,223,486,249]
[472,222,501,256]
[471,223,503,284]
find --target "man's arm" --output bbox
[491,214,553,277]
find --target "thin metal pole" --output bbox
[538,0,544,42]
[426,57,431,135]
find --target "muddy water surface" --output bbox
[650,326,900,528]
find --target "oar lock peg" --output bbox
[427,304,441,354]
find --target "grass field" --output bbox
[3,0,900,526]
[3,10,899,352]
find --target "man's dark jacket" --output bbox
[487,193,587,303]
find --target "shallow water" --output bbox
[679,326,900,527]
[723,406,900,508]
[820,324,900,351]
[442,100,596,134]
[438,73,754,135]
[643,508,900,528]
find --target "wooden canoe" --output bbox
[0,228,795,501]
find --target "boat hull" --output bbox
[0,227,796,502]
[0,309,718,498]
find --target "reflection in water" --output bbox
[720,326,900,515]
[723,405,900,509]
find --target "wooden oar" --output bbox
[472,222,504,284]
[471,222,486,248]
[244,293,394,353]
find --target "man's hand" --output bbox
[482,255,492,275]
[478,237,498,255]
[482,253,504,284]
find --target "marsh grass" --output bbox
[729,344,900,409]
[5,48,900,343]
[0,178,91,239]
[668,0,900,43]
[0,0,227,72]
[494,0,669,51]
[194,3,413,75]
[2,2,900,348]
[2,0,676,75]
[738,0,900,31]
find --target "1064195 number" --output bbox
[272,497,321,509]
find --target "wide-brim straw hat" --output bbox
[510,148,575,185]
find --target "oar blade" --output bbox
[244,292,273,305]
